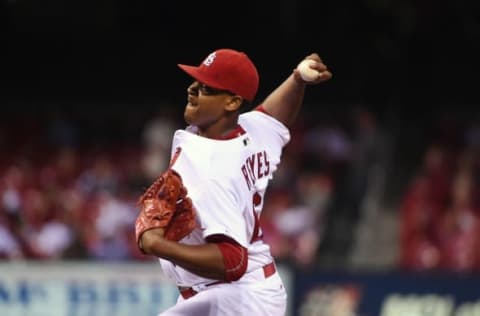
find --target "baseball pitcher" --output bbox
[135,48,332,315]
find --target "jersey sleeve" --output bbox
[193,179,249,247]
[239,107,291,149]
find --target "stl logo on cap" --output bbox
[178,48,259,101]
[203,52,217,67]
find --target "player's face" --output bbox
[184,81,236,128]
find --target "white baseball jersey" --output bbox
[159,109,290,287]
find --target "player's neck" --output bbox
[198,116,239,140]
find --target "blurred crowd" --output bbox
[1,105,479,272]
[0,107,170,262]
[399,113,480,272]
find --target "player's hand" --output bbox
[293,53,332,84]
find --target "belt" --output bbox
[178,262,276,300]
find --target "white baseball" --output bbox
[296,59,320,82]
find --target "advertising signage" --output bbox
[295,270,480,316]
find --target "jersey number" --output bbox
[250,192,263,243]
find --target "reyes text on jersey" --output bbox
[241,150,270,191]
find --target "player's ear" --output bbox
[224,95,243,112]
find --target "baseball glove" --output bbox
[135,169,196,251]
[164,194,197,241]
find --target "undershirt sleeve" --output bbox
[206,234,248,281]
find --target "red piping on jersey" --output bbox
[169,147,182,168]
[213,125,246,140]
[255,105,271,115]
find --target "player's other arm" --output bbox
[261,53,332,127]
[141,229,246,281]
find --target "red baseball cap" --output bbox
[178,49,259,101]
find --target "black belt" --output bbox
[178,262,276,300]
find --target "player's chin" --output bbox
[183,107,196,125]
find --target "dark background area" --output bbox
[2,0,479,111]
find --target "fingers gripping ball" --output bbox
[135,170,192,249]
[296,59,320,82]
